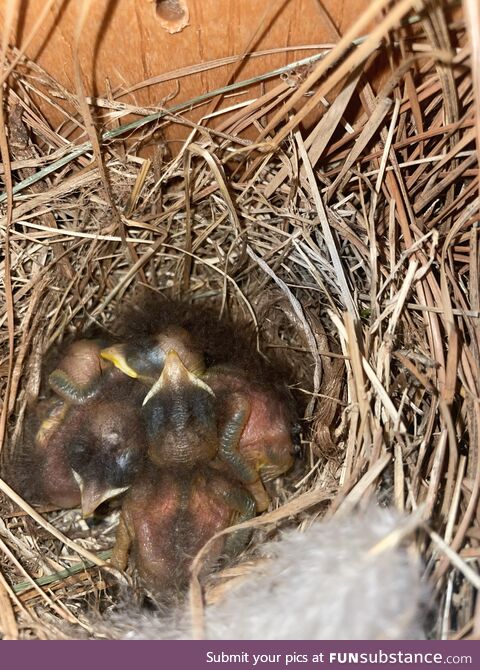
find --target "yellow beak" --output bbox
[100,345,139,378]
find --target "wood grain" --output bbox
[2,0,372,144]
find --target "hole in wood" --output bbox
[155,0,189,33]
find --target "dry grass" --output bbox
[0,0,479,639]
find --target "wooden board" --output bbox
[2,0,373,145]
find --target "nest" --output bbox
[0,0,479,640]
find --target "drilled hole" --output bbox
[155,0,187,22]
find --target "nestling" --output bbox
[204,364,295,511]
[8,338,147,516]
[63,389,148,517]
[141,349,218,468]
[111,463,255,598]
[109,349,256,597]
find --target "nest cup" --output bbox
[0,0,478,639]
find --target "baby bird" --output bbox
[8,337,108,510]
[111,464,255,599]
[61,390,147,517]
[141,349,218,468]
[110,349,255,597]
[204,365,295,512]
[139,349,289,511]
[9,338,147,516]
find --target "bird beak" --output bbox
[142,350,214,406]
[100,345,138,378]
[73,471,129,517]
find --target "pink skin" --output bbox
[55,340,109,389]
[201,366,294,512]
[234,386,294,478]
[112,467,250,597]
[205,366,294,480]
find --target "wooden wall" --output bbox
[1,0,373,145]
